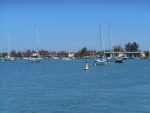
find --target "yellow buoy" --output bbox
[84,62,89,70]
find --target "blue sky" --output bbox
[0,0,150,52]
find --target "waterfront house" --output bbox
[57,52,74,58]
[41,52,58,58]
[21,52,35,58]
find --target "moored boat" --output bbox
[29,53,42,63]
[107,57,115,62]
[94,24,107,65]
[28,25,43,63]
[115,57,123,63]
[123,55,128,60]
[4,32,14,61]
[95,56,107,65]
[107,23,115,62]
[62,57,71,61]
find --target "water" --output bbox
[0,59,150,113]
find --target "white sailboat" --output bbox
[95,24,107,65]
[122,55,128,60]
[115,43,123,63]
[107,23,115,62]
[29,25,43,63]
[4,32,14,61]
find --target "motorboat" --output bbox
[28,53,42,63]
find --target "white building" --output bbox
[105,52,145,58]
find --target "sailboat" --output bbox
[122,55,128,60]
[95,24,107,65]
[28,25,43,63]
[115,43,123,63]
[107,23,115,62]
[4,32,14,61]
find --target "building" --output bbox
[41,52,58,58]
[21,51,75,58]
[105,52,145,58]
[85,52,96,58]
[57,52,74,58]
[21,52,35,58]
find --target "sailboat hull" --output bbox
[107,57,115,62]
[29,58,42,63]
[115,59,123,63]
[95,59,107,65]
[4,57,14,61]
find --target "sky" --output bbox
[0,0,150,52]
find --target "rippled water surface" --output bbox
[0,59,150,113]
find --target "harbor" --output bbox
[0,0,150,112]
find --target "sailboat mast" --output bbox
[7,32,10,57]
[100,24,103,55]
[109,23,111,52]
[35,25,41,53]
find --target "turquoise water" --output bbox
[0,59,150,113]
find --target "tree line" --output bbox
[1,42,149,58]
[75,42,141,57]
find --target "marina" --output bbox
[0,0,150,112]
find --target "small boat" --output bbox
[123,55,128,60]
[115,39,123,63]
[70,57,75,59]
[107,57,115,62]
[28,25,43,63]
[95,56,107,65]
[107,24,115,62]
[29,53,42,63]
[4,32,14,61]
[94,24,107,65]
[115,57,123,63]
[62,57,71,61]
[4,56,14,61]
[22,57,29,60]
[51,56,59,59]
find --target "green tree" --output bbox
[38,50,48,54]
[144,51,149,58]
[125,42,139,52]
[16,51,22,58]
[74,47,88,58]
[80,47,88,57]
[74,52,80,58]
[113,45,123,52]
[11,50,16,57]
